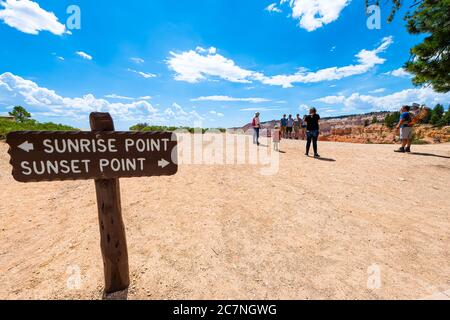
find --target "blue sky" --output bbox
[0,0,449,130]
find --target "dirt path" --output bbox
[0,139,449,299]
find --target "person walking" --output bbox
[304,108,321,158]
[252,112,261,146]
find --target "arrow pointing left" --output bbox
[18,141,34,152]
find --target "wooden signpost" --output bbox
[6,112,178,294]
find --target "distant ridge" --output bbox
[230,111,393,131]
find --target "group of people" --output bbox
[252,108,321,158]
[252,104,419,158]
[279,114,305,140]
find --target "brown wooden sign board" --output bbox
[6,113,180,295]
[6,130,178,182]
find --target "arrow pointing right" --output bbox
[158,159,170,169]
[18,141,34,152]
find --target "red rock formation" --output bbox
[235,113,450,144]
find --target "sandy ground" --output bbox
[0,138,449,300]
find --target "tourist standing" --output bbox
[286,115,294,139]
[304,108,321,158]
[294,114,302,139]
[252,112,261,146]
[280,115,287,139]
[395,106,413,153]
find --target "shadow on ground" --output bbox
[306,156,336,162]
[409,152,450,159]
[103,289,128,300]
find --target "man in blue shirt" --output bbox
[395,105,413,153]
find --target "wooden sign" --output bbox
[5,112,179,295]
[6,130,178,182]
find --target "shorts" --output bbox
[306,130,319,139]
[400,127,413,140]
[286,127,293,133]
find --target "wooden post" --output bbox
[90,112,130,294]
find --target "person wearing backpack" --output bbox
[252,112,261,146]
[395,106,414,153]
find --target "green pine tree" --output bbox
[367,0,450,92]
[384,112,400,128]
[439,105,450,126]
[9,106,31,123]
[372,116,378,124]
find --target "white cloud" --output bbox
[0,72,157,122]
[299,104,314,111]
[51,52,64,61]
[105,94,134,100]
[127,68,157,79]
[195,46,217,54]
[315,87,450,112]
[164,102,204,123]
[315,96,346,104]
[130,57,145,64]
[209,110,225,117]
[240,107,282,112]
[191,95,271,103]
[265,3,282,13]
[167,47,254,84]
[168,37,393,88]
[280,0,351,32]
[76,51,93,60]
[0,0,66,35]
[105,94,152,101]
[258,36,393,88]
[385,67,412,78]
[368,88,386,94]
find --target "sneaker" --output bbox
[394,147,406,153]
[405,147,411,153]
[314,154,320,158]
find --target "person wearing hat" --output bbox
[252,112,261,146]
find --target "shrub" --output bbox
[130,124,226,134]
[412,139,429,145]
[0,119,78,140]
[371,116,378,124]
[384,112,400,128]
